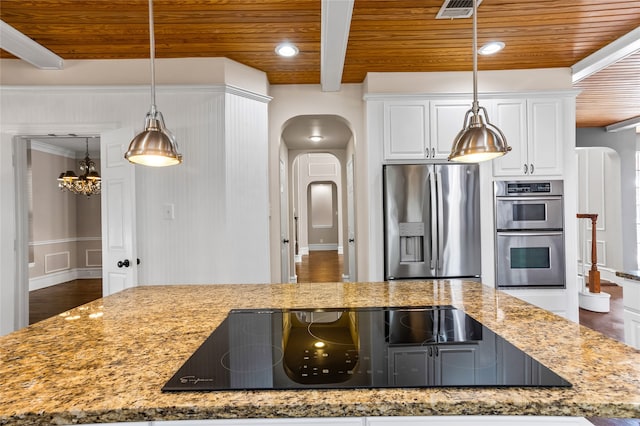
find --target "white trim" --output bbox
[320,0,354,92]
[85,249,102,267]
[44,251,70,274]
[29,267,102,291]
[338,245,343,255]
[572,26,640,83]
[342,274,350,282]
[294,254,302,263]
[606,115,640,133]
[0,20,64,69]
[0,84,272,103]
[309,243,339,251]
[30,237,101,246]
[29,140,76,158]
[363,89,581,102]
[300,246,309,256]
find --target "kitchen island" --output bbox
[1,280,639,425]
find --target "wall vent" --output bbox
[435,0,483,19]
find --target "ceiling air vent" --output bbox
[435,0,483,19]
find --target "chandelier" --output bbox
[57,138,101,196]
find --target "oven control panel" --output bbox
[495,180,563,197]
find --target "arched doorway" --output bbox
[279,114,356,283]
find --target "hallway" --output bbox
[295,250,344,283]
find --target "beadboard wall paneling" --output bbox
[2,85,271,301]
[223,92,270,283]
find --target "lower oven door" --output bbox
[496,231,565,288]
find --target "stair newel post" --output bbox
[577,213,600,293]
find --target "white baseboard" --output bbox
[309,243,339,251]
[29,267,102,291]
[342,274,350,282]
[294,254,302,263]
[299,247,309,256]
[338,245,343,254]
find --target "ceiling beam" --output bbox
[0,20,64,69]
[321,0,354,92]
[572,25,640,83]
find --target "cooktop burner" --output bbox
[162,306,570,391]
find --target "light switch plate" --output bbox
[162,203,175,220]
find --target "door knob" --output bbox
[283,239,290,244]
[117,259,130,268]
[348,238,355,243]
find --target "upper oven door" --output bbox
[495,197,563,230]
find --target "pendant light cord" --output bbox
[148,0,157,113]
[471,0,479,114]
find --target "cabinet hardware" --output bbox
[523,164,528,174]
[117,259,130,268]
[530,164,534,174]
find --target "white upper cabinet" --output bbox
[383,100,430,160]
[492,97,564,177]
[430,99,472,160]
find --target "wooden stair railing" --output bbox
[576,213,600,293]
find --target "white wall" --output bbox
[576,148,623,282]
[0,58,271,334]
[576,127,638,271]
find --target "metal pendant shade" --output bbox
[448,0,510,162]
[125,0,182,167]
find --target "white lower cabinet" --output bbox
[366,416,592,425]
[147,416,592,426]
[152,420,364,426]
[622,277,640,349]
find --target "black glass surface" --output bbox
[162,306,571,392]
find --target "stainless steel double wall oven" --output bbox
[495,180,565,289]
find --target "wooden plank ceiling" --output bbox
[1,0,639,128]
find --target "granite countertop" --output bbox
[1,280,639,425]
[616,271,640,282]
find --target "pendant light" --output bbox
[125,0,182,167]
[448,0,510,163]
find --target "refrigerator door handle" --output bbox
[436,169,444,272]
[429,170,438,271]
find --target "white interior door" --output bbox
[100,128,137,296]
[280,159,291,282]
[346,156,356,282]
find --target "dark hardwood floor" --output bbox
[29,278,103,324]
[579,282,625,343]
[295,250,344,283]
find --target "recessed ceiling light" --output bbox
[478,41,505,55]
[308,135,324,142]
[275,42,299,57]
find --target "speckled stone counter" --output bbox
[1,281,639,425]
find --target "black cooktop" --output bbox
[162,306,571,391]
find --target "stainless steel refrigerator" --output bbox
[383,164,481,280]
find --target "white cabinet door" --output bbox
[383,100,429,160]
[153,419,365,426]
[491,99,528,177]
[430,99,472,160]
[624,308,640,349]
[527,98,563,176]
[491,97,563,177]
